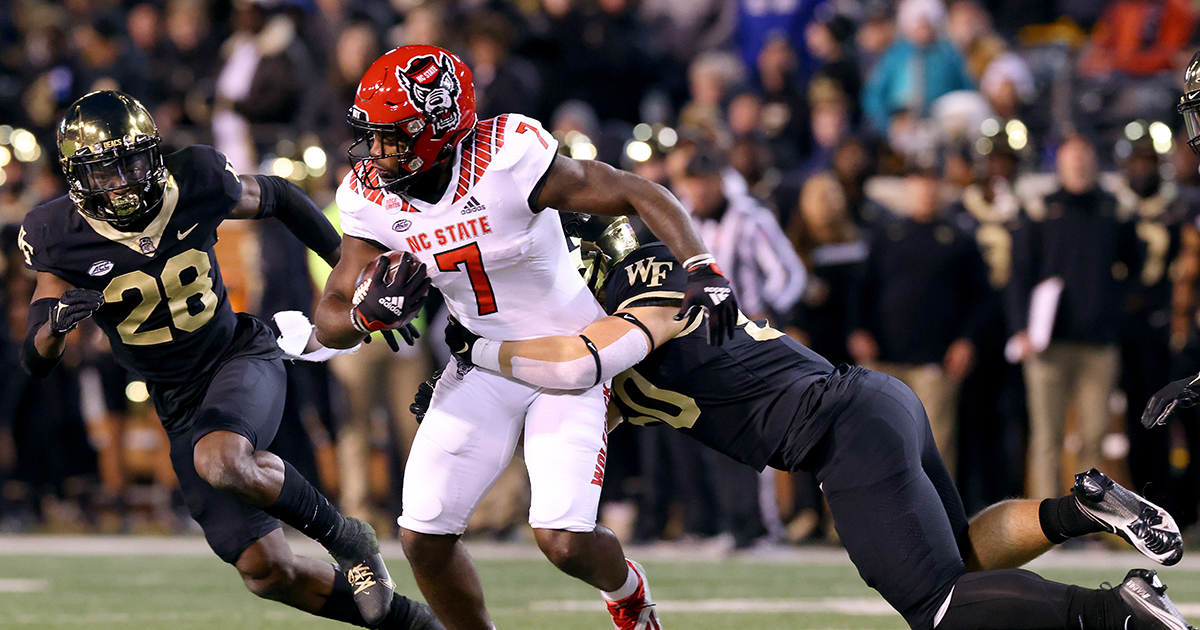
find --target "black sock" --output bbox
[1040,496,1104,544]
[1066,585,1132,630]
[317,566,436,629]
[263,461,349,555]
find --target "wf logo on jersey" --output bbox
[625,257,673,288]
[396,53,461,140]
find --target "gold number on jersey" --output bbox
[612,369,700,429]
[1137,221,1170,286]
[975,224,1013,289]
[104,270,173,346]
[103,249,218,345]
[162,249,218,332]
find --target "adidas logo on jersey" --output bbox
[704,286,731,305]
[461,196,486,215]
[378,296,406,316]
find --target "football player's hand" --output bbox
[350,251,430,339]
[676,256,738,346]
[1142,374,1200,428]
[359,326,419,352]
[410,369,443,424]
[444,317,480,365]
[48,289,105,336]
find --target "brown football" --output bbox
[353,251,420,305]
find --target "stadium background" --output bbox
[5,0,1200,627]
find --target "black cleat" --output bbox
[331,518,396,626]
[1118,569,1196,630]
[1072,469,1183,566]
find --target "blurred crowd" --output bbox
[6,0,1200,552]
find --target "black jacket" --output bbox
[1006,187,1140,345]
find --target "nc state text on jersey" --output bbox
[405,216,492,252]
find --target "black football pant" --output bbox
[804,370,1125,630]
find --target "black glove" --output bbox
[361,325,420,352]
[410,369,443,424]
[1142,374,1200,428]
[444,317,480,365]
[48,289,105,336]
[351,252,430,336]
[675,258,738,346]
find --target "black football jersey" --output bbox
[605,243,855,471]
[19,145,251,387]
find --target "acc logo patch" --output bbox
[88,260,114,276]
[392,219,412,232]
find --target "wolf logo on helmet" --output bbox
[395,53,461,140]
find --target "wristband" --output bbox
[471,338,503,372]
[682,253,716,270]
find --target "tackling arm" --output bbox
[537,157,739,345]
[229,175,342,268]
[449,305,683,389]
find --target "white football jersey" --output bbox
[337,114,604,340]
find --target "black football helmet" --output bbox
[58,91,168,228]
[562,214,640,298]
[1179,50,1200,155]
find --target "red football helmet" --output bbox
[348,45,477,191]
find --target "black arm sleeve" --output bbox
[20,298,63,378]
[254,175,341,257]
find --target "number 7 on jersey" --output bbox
[435,242,497,315]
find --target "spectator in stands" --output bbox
[798,78,852,185]
[950,137,1027,510]
[679,50,746,138]
[1079,0,1197,79]
[638,0,736,70]
[72,12,150,100]
[862,0,973,134]
[212,0,316,172]
[805,12,861,124]
[946,0,1006,81]
[1008,133,1140,498]
[831,135,890,227]
[755,35,810,170]
[1112,138,1186,518]
[674,143,807,322]
[735,0,827,85]
[849,165,988,474]
[785,172,865,367]
[155,0,222,132]
[465,11,541,120]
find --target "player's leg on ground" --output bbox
[397,365,532,630]
[523,385,660,630]
[812,372,1141,630]
[186,355,394,623]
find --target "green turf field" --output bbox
[4,537,1200,629]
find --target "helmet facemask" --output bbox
[1179,50,1200,155]
[347,106,430,191]
[64,135,166,229]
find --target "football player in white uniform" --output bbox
[313,46,739,630]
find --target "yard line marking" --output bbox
[0,579,47,593]
[531,598,899,615]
